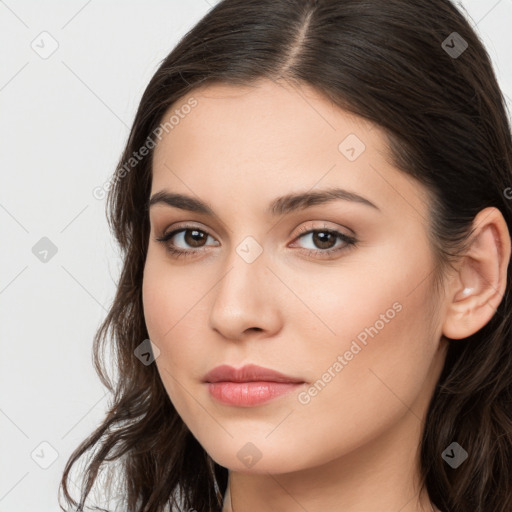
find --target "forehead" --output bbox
[154,79,377,164]
[151,79,431,222]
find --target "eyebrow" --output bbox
[148,187,380,216]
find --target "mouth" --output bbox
[203,364,306,407]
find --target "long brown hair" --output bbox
[59,1,512,511]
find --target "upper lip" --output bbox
[203,364,304,383]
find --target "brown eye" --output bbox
[182,229,208,248]
[158,228,213,249]
[155,226,220,259]
[310,230,338,250]
[291,226,357,259]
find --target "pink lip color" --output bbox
[204,364,305,407]
[207,381,303,406]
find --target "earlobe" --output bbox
[442,207,511,340]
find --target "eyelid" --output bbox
[292,222,352,238]
[160,221,216,238]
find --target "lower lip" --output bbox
[206,381,303,406]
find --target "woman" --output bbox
[59,0,512,511]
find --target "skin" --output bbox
[142,78,511,512]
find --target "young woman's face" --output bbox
[143,79,448,474]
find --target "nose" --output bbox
[208,243,282,341]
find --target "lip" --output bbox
[204,364,305,407]
[203,363,304,384]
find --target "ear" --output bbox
[442,207,511,340]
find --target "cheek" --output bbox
[142,252,203,342]
[290,241,435,407]
[142,256,211,403]
[142,260,168,342]
[285,241,432,366]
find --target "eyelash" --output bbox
[155,224,357,260]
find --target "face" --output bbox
[142,78,447,474]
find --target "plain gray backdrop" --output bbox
[1,0,511,510]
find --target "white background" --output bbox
[0,1,511,510]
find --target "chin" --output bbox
[200,436,314,475]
